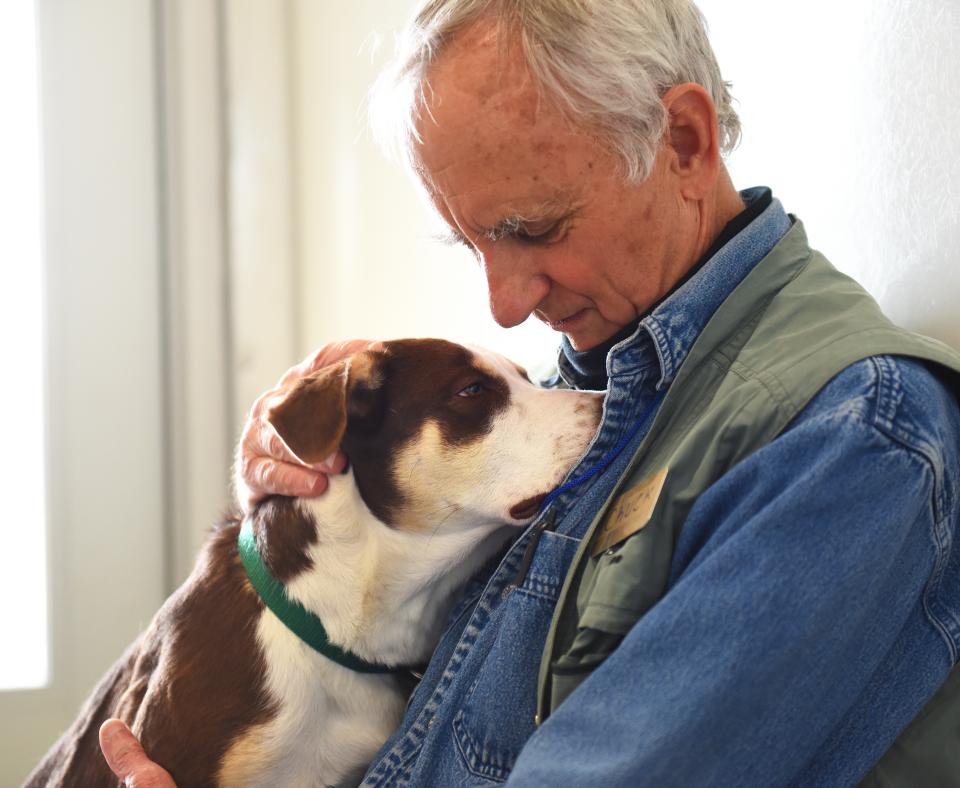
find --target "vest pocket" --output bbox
[546,521,674,713]
[578,515,675,633]
[452,530,580,783]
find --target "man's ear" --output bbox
[662,82,721,199]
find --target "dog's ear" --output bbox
[266,352,385,465]
[267,361,349,466]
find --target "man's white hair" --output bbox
[369,0,741,182]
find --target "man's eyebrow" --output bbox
[483,201,576,242]
[484,215,528,242]
[432,227,472,247]
[430,195,577,247]
[481,203,576,241]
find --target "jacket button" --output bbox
[534,713,542,726]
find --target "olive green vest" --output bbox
[537,220,960,784]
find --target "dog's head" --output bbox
[267,338,602,531]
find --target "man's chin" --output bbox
[563,333,597,352]
[562,321,626,352]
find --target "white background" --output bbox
[698,0,960,348]
[2,1,958,783]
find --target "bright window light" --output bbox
[0,3,49,691]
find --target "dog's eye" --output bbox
[457,382,485,398]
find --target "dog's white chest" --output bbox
[218,610,408,787]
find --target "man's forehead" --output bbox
[422,17,534,114]
[415,83,569,202]
[410,18,605,234]
[414,21,552,174]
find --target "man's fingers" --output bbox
[243,457,329,504]
[99,719,176,788]
[248,386,284,421]
[260,421,302,466]
[278,339,380,386]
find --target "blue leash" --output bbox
[538,388,667,512]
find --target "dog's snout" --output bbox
[575,393,604,425]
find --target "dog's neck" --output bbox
[268,470,512,668]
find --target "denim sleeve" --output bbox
[505,358,960,787]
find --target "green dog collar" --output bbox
[238,517,404,675]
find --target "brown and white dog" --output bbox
[24,338,603,788]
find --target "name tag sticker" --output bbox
[592,467,670,557]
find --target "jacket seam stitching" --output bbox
[869,355,951,521]
[923,513,960,664]
[853,409,958,662]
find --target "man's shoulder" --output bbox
[791,356,959,439]
[787,355,960,518]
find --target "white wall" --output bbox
[294,0,960,363]
[1,1,168,784]
[699,0,960,348]
[292,0,557,373]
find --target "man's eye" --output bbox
[457,382,485,398]
[516,227,550,241]
[514,221,564,244]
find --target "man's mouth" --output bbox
[545,309,589,332]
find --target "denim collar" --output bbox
[558,187,793,390]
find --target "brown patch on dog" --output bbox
[343,339,510,526]
[253,496,319,584]
[267,361,351,466]
[267,351,390,469]
[24,518,276,788]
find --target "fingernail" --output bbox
[100,718,125,750]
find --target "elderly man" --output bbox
[102,0,960,785]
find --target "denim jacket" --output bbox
[361,189,960,787]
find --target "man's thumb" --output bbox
[99,718,176,787]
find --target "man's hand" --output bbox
[99,719,176,788]
[235,340,378,513]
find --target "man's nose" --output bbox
[480,247,550,328]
